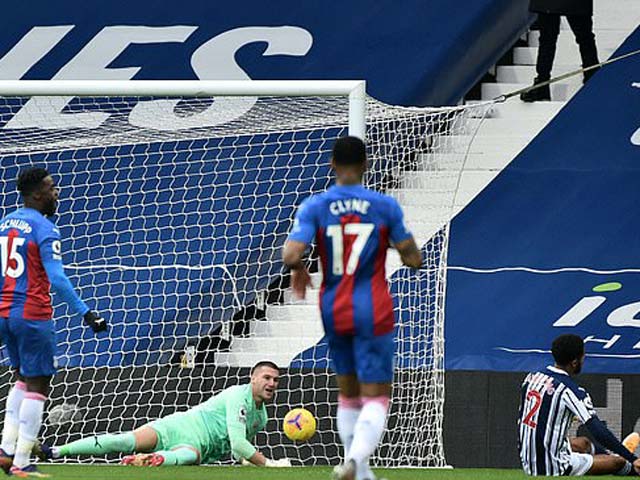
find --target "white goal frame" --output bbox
[0,79,367,139]
[0,79,487,468]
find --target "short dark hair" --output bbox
[332,136,366,167]
[17,167,50,197]
[551,334,584,365]
[251,360,280,375]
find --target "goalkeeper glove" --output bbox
[84,310,107,333]
[265,458,292,467]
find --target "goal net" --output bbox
[0,81,492,468]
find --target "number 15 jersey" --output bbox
[288,184,412,337]
[0,207,88,320]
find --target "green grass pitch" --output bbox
[35,465,625,480]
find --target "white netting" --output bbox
[0,86,493,467]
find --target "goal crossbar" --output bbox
[0,80,367,139]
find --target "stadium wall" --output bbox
[0,0,531,106]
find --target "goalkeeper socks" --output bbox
[13,392,45,468]
[346,396,389,468]
[1,381,26,455]
[57,432,136,457]
[337,395,362,458]
[155,447,199,466]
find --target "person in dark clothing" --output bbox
[521,0,599,102]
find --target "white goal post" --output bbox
[0,80,492,468]
[0,79,366,139]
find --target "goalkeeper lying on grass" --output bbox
[38,361,290,467]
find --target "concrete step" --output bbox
[266,304,322,323]
[403,206,451,228]
[547,12,636,32]
[441,134,532,156]
[496,65,581,84]
[513,46,615,66]
[466,100,565,119]
[230,336,322,354]
[282,287,320,305]
[390,185,457,210]
[406,152,465,172]
[310,272,322,288]
[397,167,459,188]
[411,152,509,170]
[408,225,445,244]
[423,134,486,156]
[252,319,324,337]
[465,117,551,137]
[481,82,578,102]
[215,351,303,368]
[527,29,629,49]
[593,0,640,30]
[389,178,504,210]
[456,170,503,204]
[401,170,503,211]
[389,188,455,207]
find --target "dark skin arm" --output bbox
[394,237,422,269]
[282,240,312,299]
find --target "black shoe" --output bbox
[32,442,53,462]
[583,65,600,84]
[520,81,551,102]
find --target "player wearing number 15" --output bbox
[0,167,107,477]
[283,136,422,480]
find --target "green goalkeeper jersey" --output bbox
[150,383,267,463]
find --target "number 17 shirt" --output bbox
[288,184,412,337]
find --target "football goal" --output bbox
[0,80,491,467]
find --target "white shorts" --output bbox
[569,452,594,476]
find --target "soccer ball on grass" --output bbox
[283,408,316,441]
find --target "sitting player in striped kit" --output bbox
[39,361,290,468]
[518,334,640,476]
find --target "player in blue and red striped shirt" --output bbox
[0,168,107,476]
[283,136,422,480]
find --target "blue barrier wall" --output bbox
[446,27,640,374]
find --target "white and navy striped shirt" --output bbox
[518,366,596,476]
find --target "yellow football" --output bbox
[283,407,316,441]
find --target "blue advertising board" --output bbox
[0,0,529,106]
[446,27,640,373]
